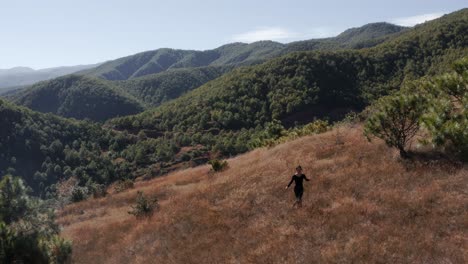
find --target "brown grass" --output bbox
[58,124,468,264]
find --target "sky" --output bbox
[0,0,466,69]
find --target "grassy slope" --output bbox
[58,125,467,263]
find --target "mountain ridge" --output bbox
[0,63,100,89]
[7,21,411,120]
[79,22,407,81]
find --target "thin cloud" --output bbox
[231,27,298,42]
[231,27,338,43]
[391,12,445,27]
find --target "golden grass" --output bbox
[58,124,468,263]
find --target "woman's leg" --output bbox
[294,188,302,208]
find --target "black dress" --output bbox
[287,174,310,200]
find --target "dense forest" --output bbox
[116,65,232,106]
[0,98,135,198]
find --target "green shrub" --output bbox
[71,186,87,202]
[40,235,72,264]
[208,159,229,172]
[0,176,72,264]
[114,179,134,193]
[266,120,330,147]
[365,58,468,159]
[90,183,107,198]
[364,84,428,158]
[128,191,158,218]
[420,58,468,159]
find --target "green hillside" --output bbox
[0,98,129,196]
[10,75,145,121]
[108,8,467,166]
[80,41,284,81]
[117,66,231,106]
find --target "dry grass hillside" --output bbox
[57,124,467,264]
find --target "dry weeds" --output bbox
[58,125,468,264]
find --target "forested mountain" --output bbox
[80,23,406,81]
[284,22,407,52]
[79,41,284,80]
[10,75,144,121]
[116,66,232,106]
[108,8,467,165]
[0,63,99,90]
[8,21,408,118]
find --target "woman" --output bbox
[285,165,310,208]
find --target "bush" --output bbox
[0,176,72,263]
[40,235,72,264]
[208,159,229,172]
[264,120,330,147]
[364,83,428,158]
[71,186,87,202]
[420,58,468,159]
[114,179,134,193]
[90,184,107,198]
[365,58,468,160]
[128,191,158,218]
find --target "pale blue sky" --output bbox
[0,0,466,69]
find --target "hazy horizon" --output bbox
[1,0,466,69]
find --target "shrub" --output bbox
[40,235,72,264]
[114,179,134,193]
[208,159,229,172]
[364,83,428,158]
[128,191,158,218]
[420,58,468,159]
[0,176,72,263]
[266,120,330,146]
[90,184,108,198]
[71,186,88,202]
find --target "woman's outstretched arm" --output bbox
[286,176,294,188]
[304,175,310,181]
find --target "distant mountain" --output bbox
[79,41,284,80]
[7,21,409,121]
[0,63,100,89]
[10,75,144,121]
[80,23,407,81]
[284,22,407,52]
[334,22,406,44]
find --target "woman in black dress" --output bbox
[285,165,310,208]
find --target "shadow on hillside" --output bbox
[401,150,465,171]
